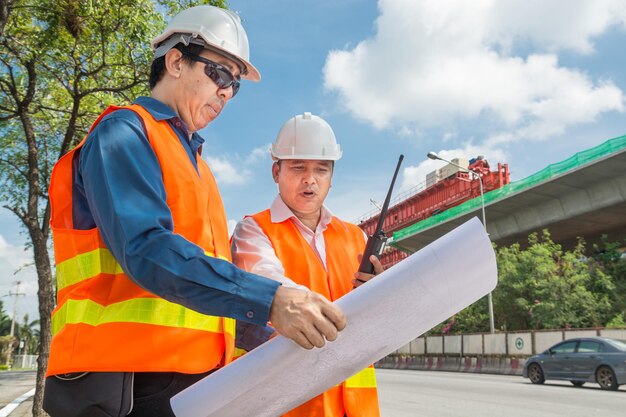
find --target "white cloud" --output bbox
[327,185,382,224]
[206,156,250,185]
[0,234,31,271]
[205,144,273,186]
[246,143,272,164]
[324,0,626,140]
[227,219,237,238]
[0,233,39,322]
[488,0,626,54]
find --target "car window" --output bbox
[606,339,626,351]
[551,341,577,354]
[577,341,603,353]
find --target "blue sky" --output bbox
[1,0,625,321]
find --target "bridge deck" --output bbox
[391,135,626,253]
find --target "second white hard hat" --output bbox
[151,5,260,81]
[271,112,342,161]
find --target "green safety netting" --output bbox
[391,134,626,244]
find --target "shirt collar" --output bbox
[270,195,334,230]
[134,96,178,121]
[134,96,206,148]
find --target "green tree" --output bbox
[494,231,614,331]
[16,314,40,356]
[434,298,490,335]
[0,300,10,335]
[0,300,15,366]
[420,231,624,336]
[0,1,225,414]
[589,236,626,324]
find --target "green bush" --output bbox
[606,314,626,328]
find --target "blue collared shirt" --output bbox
[73,96,279,325]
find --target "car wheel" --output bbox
[571,381,585,387]
[596,366,618,391]
[528,363,545,384]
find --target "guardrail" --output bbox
[10,355,38,370]
[390,327,626,357]
[375,327,626,375]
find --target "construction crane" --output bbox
[357,156,510,269]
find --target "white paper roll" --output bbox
[172,217,497,417]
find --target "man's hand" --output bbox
[352,254,384,288]
[269,286,346,349]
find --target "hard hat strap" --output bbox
[153,33,202,60]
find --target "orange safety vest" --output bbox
[47,104,235,376]
[251,210,380,417]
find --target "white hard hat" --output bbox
[151,5,260,81]
[271,112,342,161]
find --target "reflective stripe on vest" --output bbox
[56,247,123,290]
[205,250,229,261]
[232,347,247,361]
[345,367,377,388]
[250,209,380,417]
[52,298,233,336]
[48,104,234,376]
[54,247,234,336]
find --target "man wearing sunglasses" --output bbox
[44,5,346,417]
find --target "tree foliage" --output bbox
[0,0,225,414]
[0,309,39,366]
[589,236,626,321]
[495,231,615,330]
[432,231,625,335]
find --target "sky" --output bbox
[1,0,626,322]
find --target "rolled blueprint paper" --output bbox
[172,217,497,417]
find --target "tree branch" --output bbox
[41,199,51,238]
[80,79,145,96]
[2,204,26,224]
[0,0,14,36]
[0,112,18,121]
[0,157,29,179]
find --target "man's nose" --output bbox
[218,86,234,101]
[302,171,317,185]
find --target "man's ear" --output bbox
[272,162,280,183]
[164,48,184,79]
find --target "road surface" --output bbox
[2,370,625,416]
[376,369,625,417]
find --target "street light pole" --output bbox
[427,152,495,334]
[6,281,25,367]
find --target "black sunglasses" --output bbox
[182,52,241,97]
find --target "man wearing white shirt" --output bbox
[231,112,382,417]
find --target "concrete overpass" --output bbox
[390,135,626,253]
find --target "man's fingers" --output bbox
[370,255,384,275]
[321,301,346,331]
[321,324,338,342]
[351,255,383,289]
[307,327,327,348]
[312,315,338,343]
[352,272,373,288]
[295,331,315,350]
[269,286,346,348]
[294,320,335,348]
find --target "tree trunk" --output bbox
[0,0,13,36]
[29,226,53,417]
